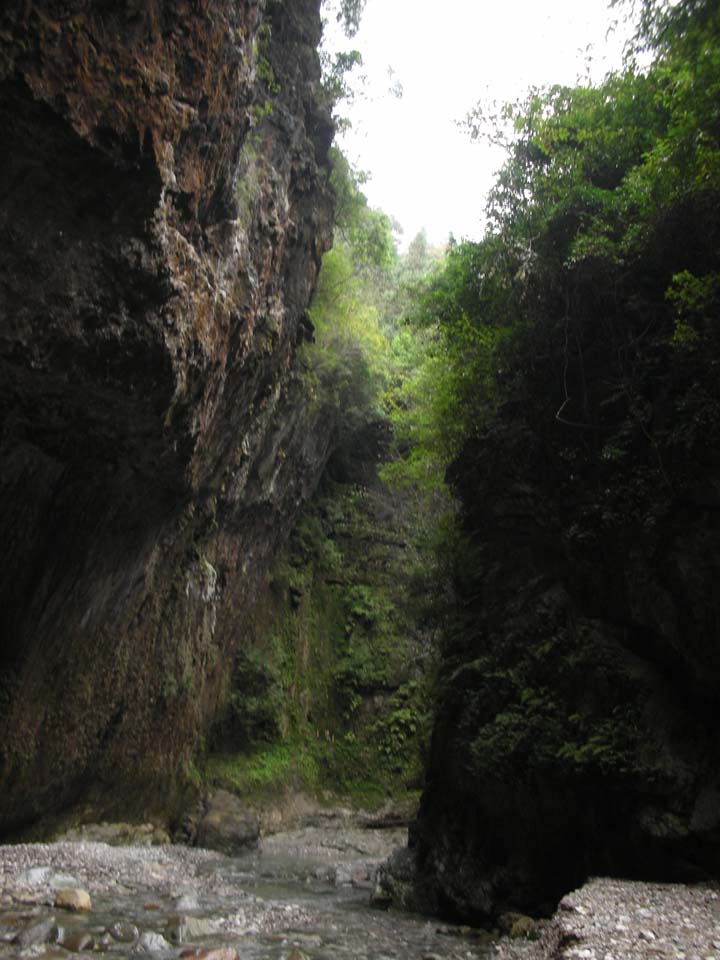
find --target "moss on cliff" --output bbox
[204,435,436,810]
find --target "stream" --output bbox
[0,823,496,960]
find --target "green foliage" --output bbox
[667,269,720,347]
[332,583,402,716]
[319,0,368,124]
[319,49,364,111]
[303,151,400,479]
[206,464,436,807]
[382,0,720,792]
[330,151,396,274]
[379,238,502,522]
[621,0,720,59]
[292,511,343,573]
[402,0,720,523]
[207,739,321,796]
[210,650,282,751]
[445,604,648,785]
[371,680,430,781]
[328,0,367,38]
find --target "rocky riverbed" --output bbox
[495,877,720,960]
[0,824,494,960]
[1,824,718,960]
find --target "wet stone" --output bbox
[109,920,140,942]
[510,917,537,939]
[179,950,240,960]
[61,930,94,952]
[166,914,219,943]
[0,916,25,942]
[0,826,500,960]
[15,915,57,948]
[287,950,310,960]
[50,875,81,891]
[196,790,260,855]
[12,889,51,906]
[54,888,91,913]
[135,930,173,953]
[174,892,200,911]
[287,933,323,948]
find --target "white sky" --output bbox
[328,0,631,248]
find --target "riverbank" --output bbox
[0,828,493,959]
[495,876,720,960]
[1,832,718,958]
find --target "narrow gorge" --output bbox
[1,1,719,957]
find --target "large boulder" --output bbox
[196,791,260,855]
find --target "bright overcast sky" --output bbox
[329,0,631,248]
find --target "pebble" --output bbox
[135,930,172,953]
[494,877,720,960]
[2,832,716,960]
[17,868,52,887]
[109,920,140,942]
[179,950,240,960]
[166,914,219,942]
[175,892,200,911]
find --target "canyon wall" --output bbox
[410,326,720,921]
[0,0,335,833]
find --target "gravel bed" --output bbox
[494,877,720,960]
[0,840,220,897]
[1,841,717,959]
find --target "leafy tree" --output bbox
[361,0,720,678]
[323,0,367,38]
[303,151,398,475]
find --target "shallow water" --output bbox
[0,826,495,959]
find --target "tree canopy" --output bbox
[386,0,719,522]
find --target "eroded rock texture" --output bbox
[0,0,335,831]
[411,417,720,920]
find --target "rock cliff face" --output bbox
[0,0,335,833]
[411,414,720,919]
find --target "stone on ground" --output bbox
[54,888,91,912]
[196,790,260,854]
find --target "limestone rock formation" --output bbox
[410,417,720,919]
[0,0,335,832]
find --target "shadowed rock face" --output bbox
[411,421,720,920]
[0,0,335,832]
